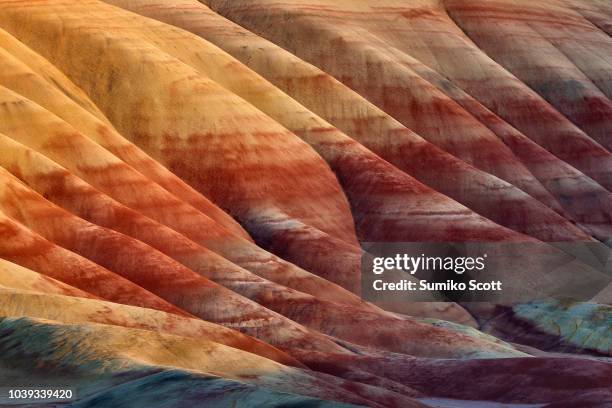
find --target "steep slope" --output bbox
[0,26,370,306]
[205,0,612,196]
[2,4,608,323]
[0,287,303,367]
[0,1,610,407]
[299,350,612,405]
[1,159,525,359]
[0,169,373,358]
[0,7,606,356]
[91,0,598,245]
[0,211,186,315]
[445,0,612,151]
[0,259,95,299]
[112,0,612,242]
[0,27,251,241]
[481,299,612,356]
[0,74,365,306]
[0,1,366,293]
[565,0,612,36]
[0,316,426,408]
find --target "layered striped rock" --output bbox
[0,27,250,240]
[0,273,420,395]
[0,286,300,367]
[205,0,612,207]
[1,158,524,359]
[565,0,612,36]
[199,0,610,242]
[445,0,612,151]
[369,1,612,189]
[384,54,612,242]
[475,299,612,356]
[0,57,482,343]
[0,1,610,407]
[0,38,480,341]
[101,0,599,244]
[0,11,528,373]
[0,289,516,398]
[0,1,365,293]
[0,258,95,299]
[0,74,363,304]
[0,316,426,408]
[0,167,366,357]
[0,211,185,315]
[298,349,612,405]
[0,0,497,313]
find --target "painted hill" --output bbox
[0,0,610,407]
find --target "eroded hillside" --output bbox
[0,0,610,407]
